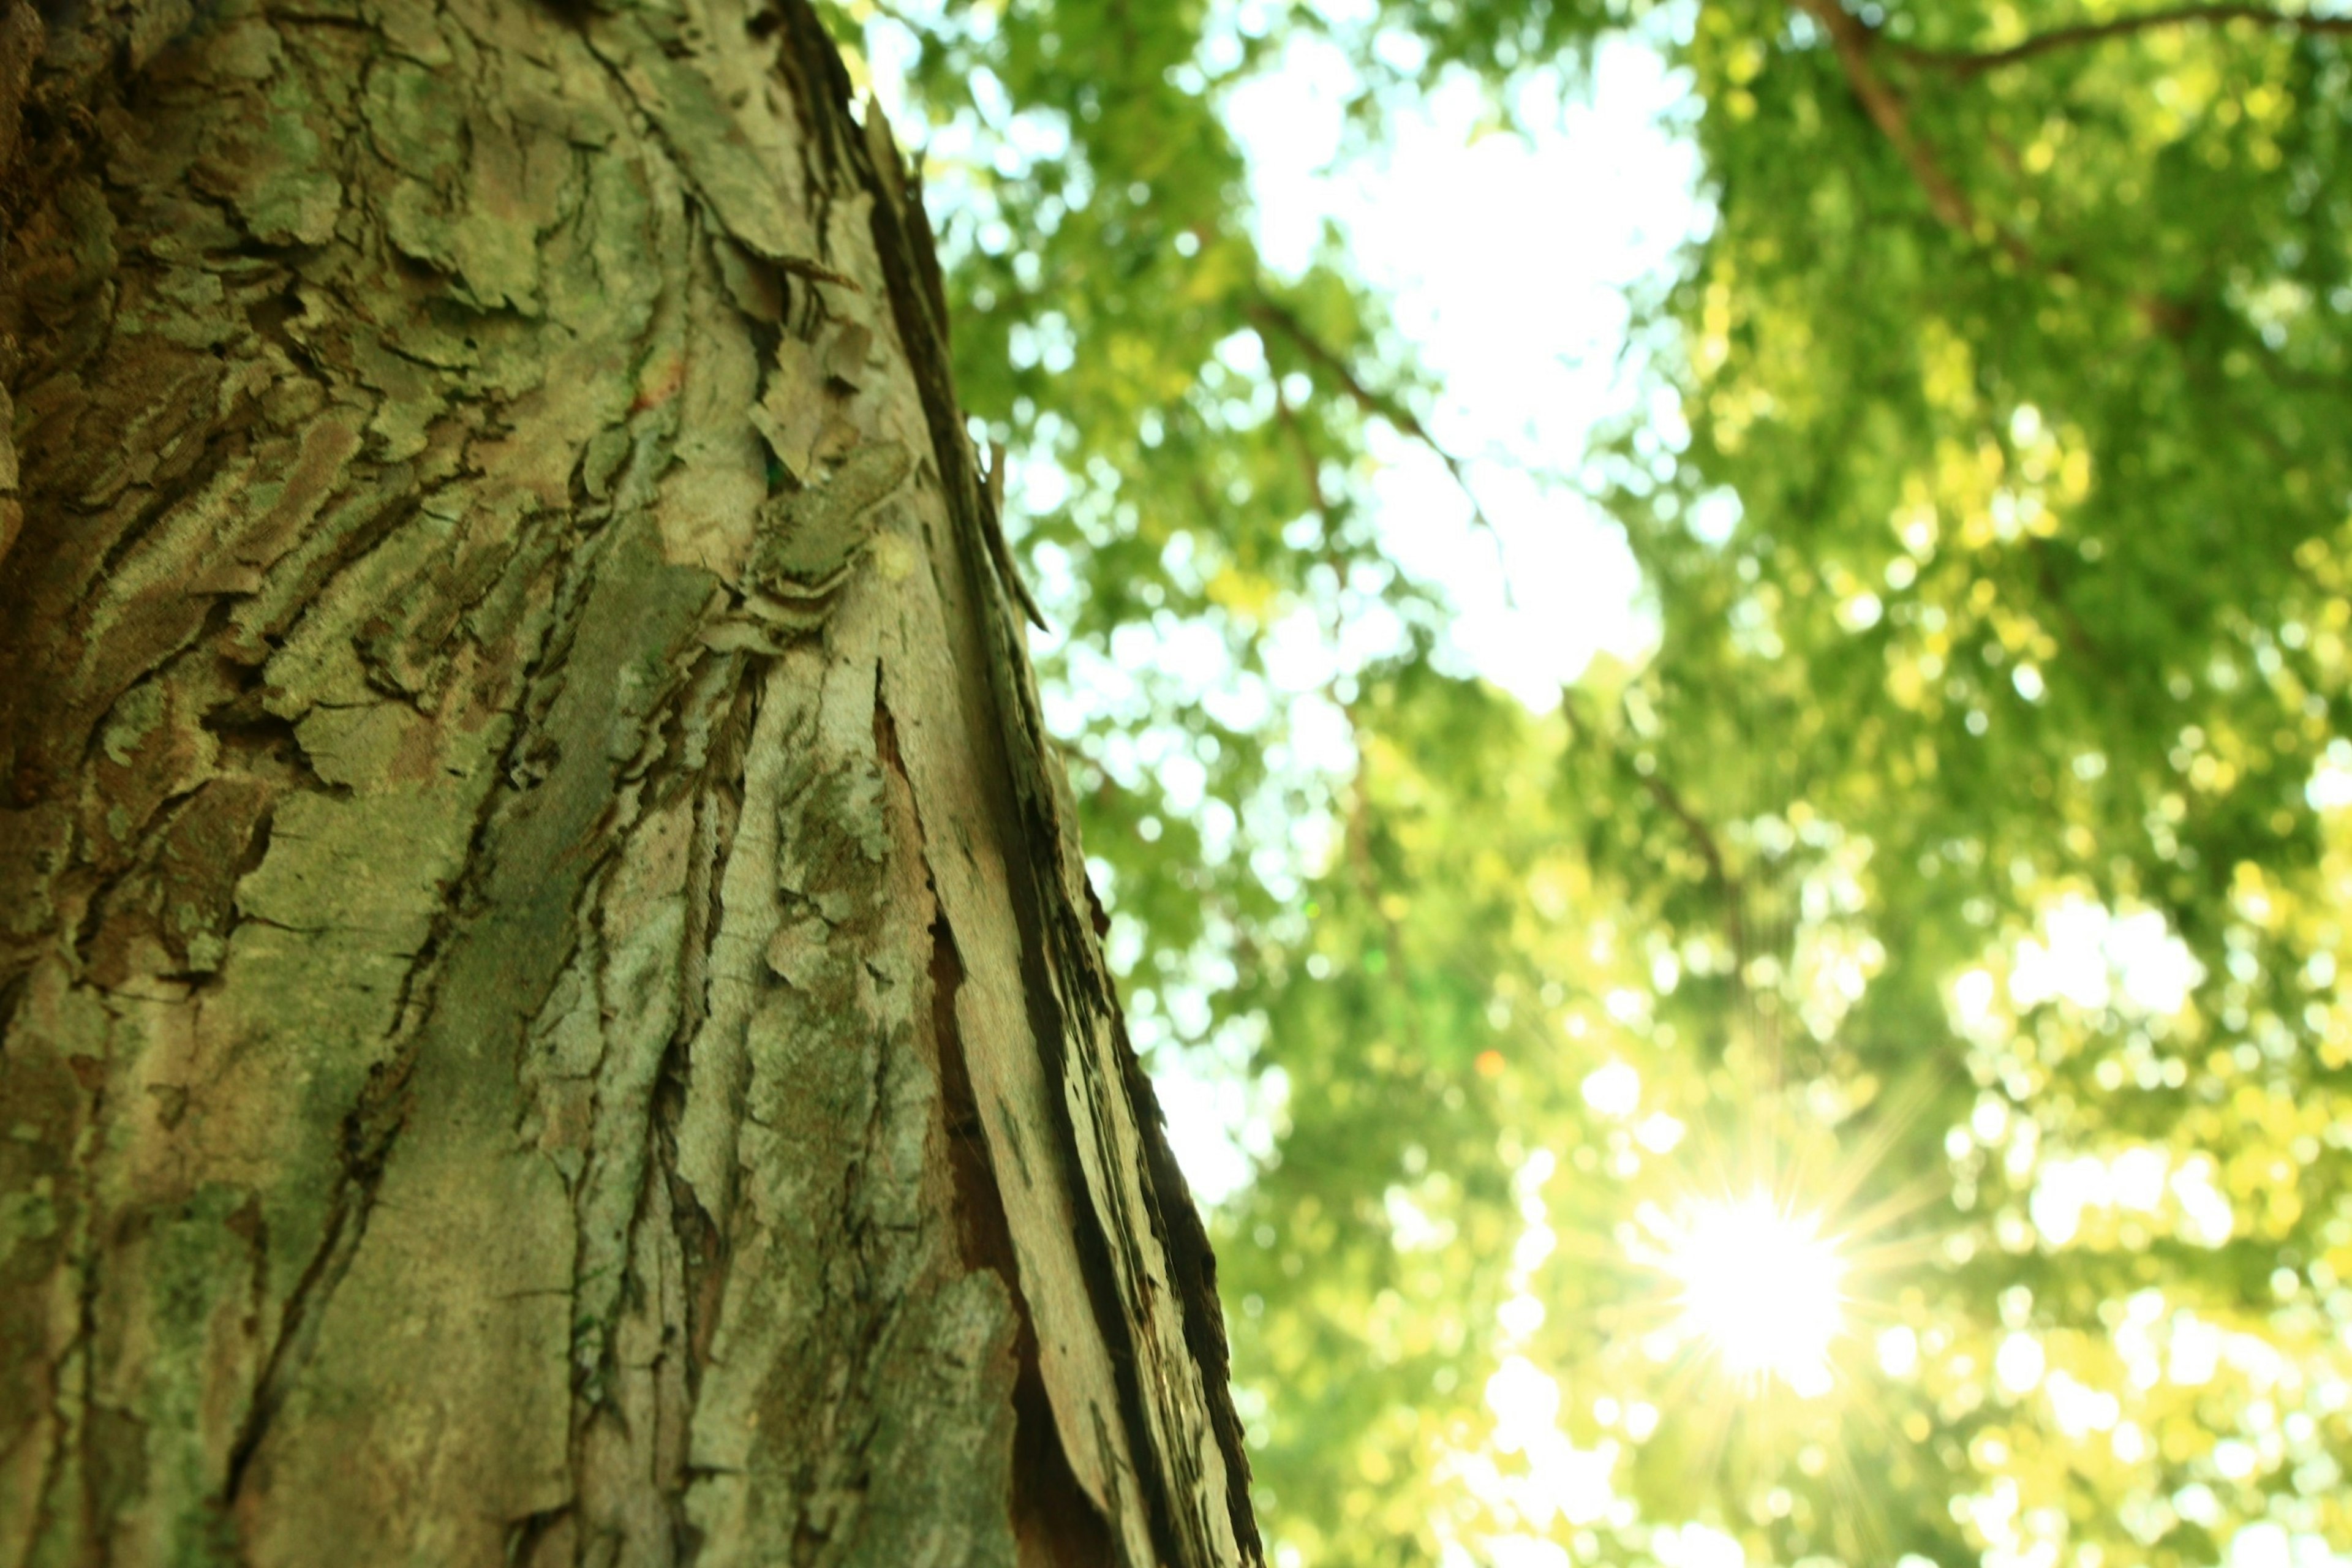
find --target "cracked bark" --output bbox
[0,0,1257,1563]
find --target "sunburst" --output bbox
[1651,1191,1847,1396]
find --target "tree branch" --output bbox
[1792,0,1983,234]
[1798,1,2261,330]
[1245,295,1513,567]
[1889,4,2352,77]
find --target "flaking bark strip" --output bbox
[836,83,1187,1567]
[905,760,1124,1564]
[790,11,1261,1563]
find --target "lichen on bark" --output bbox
[0,1,1256,1562]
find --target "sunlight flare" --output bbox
[1657,1193,1846,1396]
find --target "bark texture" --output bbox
[0,2,1256,1562]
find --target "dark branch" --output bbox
[1792,0,1983,234]
[1798,2,2252,325]
[1889,4,2352,77]
[1244,295,1515,573]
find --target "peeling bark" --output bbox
[0,1,1256,1562]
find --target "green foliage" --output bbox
[830,2,2352,1564]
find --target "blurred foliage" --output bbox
[821,1,2352,1564]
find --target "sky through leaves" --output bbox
[831,2,2352,1563]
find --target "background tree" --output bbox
[848,1,2352,1564]
[0,1,1254,1562]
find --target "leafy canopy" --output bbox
[821,1,2352,1564]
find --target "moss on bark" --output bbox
[0,1,1256,1562]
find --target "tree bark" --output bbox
[0,2,1256,1563]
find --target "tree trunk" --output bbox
[0,2,1256,1562]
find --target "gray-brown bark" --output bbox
[0,1,1256,1562]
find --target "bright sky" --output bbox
[862,5,1705,709]
[1142,29,1710,1197]
[1223,24,1706,707]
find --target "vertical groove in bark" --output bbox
[0,0,1257,1564]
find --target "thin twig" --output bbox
[1245,295,1518,596]
[1269,374,1343,552]
[1888,3,2352,77]
[1269,375,1360,639]
[1638,771,1753,982]
[1561,698,1755,993]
